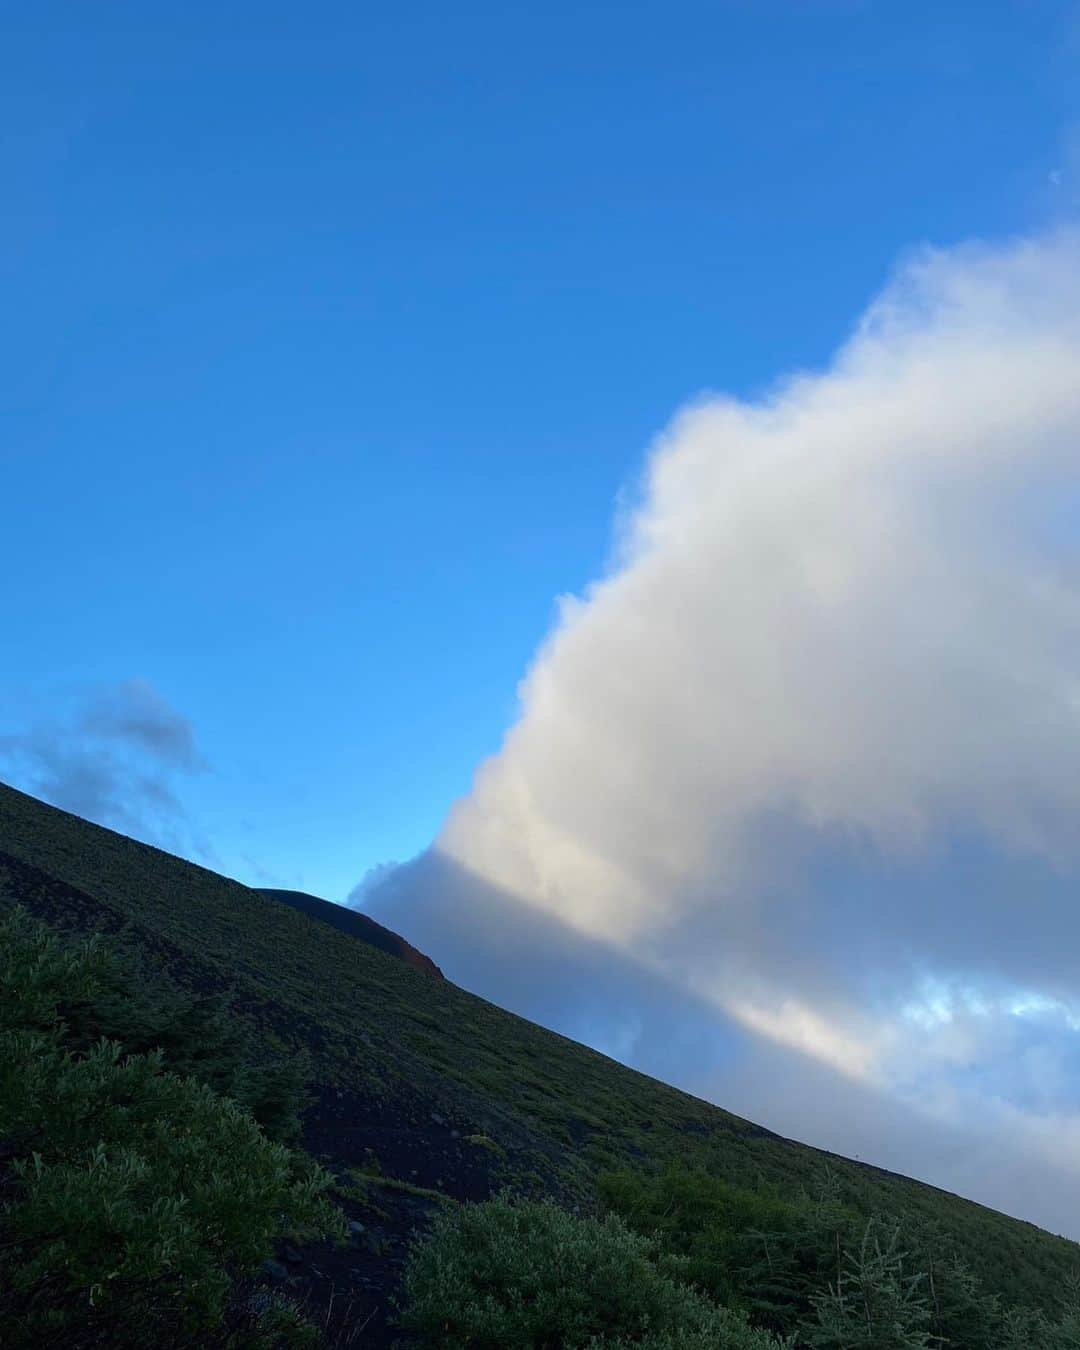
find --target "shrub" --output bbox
[397,1191,787,1348]
[598,1162,858,1331]
[596,1323,790,1350]
[0,904,307,1141]
[802,1218,932,1349]
[599,1161,1026,1347]
[0,909,345,1347]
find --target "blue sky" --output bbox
[2,0,1076,905]
[11,2,1080,1235]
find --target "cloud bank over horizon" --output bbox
[362,228,1080,1235]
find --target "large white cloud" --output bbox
[367,229,1080,1233]
[443,231,1080,939]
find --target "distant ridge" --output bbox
[256,886,443,978]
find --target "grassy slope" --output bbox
[0,778,1074,1316]
[256,887,444,977]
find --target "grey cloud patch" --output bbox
[78,678,204,770]
[0,679,207,852]
[363,849,749,1082]
[346,860,403,910]
[364,848,1080,1239]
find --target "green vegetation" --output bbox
[598,1162,1080,1348]
[398,1191,786,1349]
[3,898,309,1142]
[0,909,344,1347]
[398,1179,1080,1349]
[348,1168,458,1204]
[2,779,1080,1347]
[804,1219,933,1349]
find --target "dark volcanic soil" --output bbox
[275,1083,501,1347]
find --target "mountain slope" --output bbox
[257,886,443,977]
[0,778,1075,1339]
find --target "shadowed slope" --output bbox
[257,887,443,978]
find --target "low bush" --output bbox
[397,1190,787,1349]
[598,1161,857,1331]
[0,908,344,1347]
[0,903,307,1141]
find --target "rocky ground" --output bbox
[275,1083,500,1346]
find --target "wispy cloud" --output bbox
[77,678,205,771]
[0,678,210,855]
